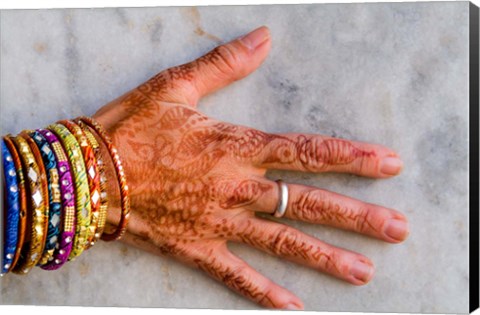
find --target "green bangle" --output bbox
[47,123,91,261]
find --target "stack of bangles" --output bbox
[0,116,130,276]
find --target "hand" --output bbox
[93,26,409,310]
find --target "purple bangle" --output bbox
[38,129,76,270]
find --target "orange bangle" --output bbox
[74,116,130,242]
[2,136,28,272]
[75,120,109,245]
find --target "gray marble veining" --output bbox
[0,2,471,312]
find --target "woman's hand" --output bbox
[93,26,409,310]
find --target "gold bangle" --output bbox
[22,131,55,265]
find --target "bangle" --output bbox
[47,124,91,261]
[38,129,76,270]
[3,136,28,273]
[11,134,49,274]
[21,132,52,266]
[75,120,109,246]
[58,120,101,250]
[30,131,63,266]
[1,140,21,275]
[74,116,130,242]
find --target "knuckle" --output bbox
[262,138,297,165]
[255,287,275,307]
[208,45,240,77]
[321,248,339,273]
[355,206,372,233]
[270,227,297,256]
[296,135,326,171]
[223,267,275,308]
[296,136,369,171]
[223,264,247,284]
[353,153,372,174]
[291,189,324,221]
[223,127,270,159]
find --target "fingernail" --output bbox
[284,302,303,310]
[384,219,409,242]
[351,261,374,283]
[380,157,403,175]
[239,26,270,50]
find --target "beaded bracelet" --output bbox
[3,136,28,273]
[38,128,76,270]
[1,140,20,275]
[74,117,130,242]
[58,120,101,250]
[11,134,49,274]
[75,120,109,246]
[47,124,91,261]
[30,131,63,266]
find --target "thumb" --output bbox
[139,26,272,106]
[193,26,272,100]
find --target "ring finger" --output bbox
[216,178,409,243]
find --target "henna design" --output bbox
[212,218,237,238]
[212,122,238,134]
[227,129,274,158]
[122,91,159,113]
[177,128,230,157]
[137,71,168,96]
[263,139,296,164]
[163,149,225,180]
[194,253,276,308]
[126,230,187,257]
[166,64,196,82]
[291,189,377,233]
[150,106,197,130]
[217,180,272,209]
[105,91,160,136]
[296,135,374,171]
[137,64,196,101]
[125,140,156,161]
[236,219,341,274]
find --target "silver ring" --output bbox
[273,180,289,218]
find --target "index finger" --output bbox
[253,133,403,178]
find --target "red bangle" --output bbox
[74,116,130,242]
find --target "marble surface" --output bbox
[0,2,471,312]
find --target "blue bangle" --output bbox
[1,140,20,275]
[30,131,63,266]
